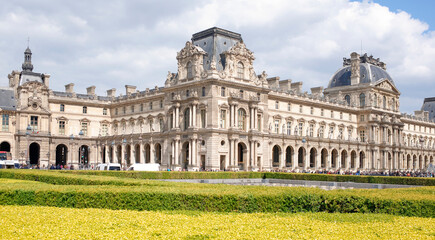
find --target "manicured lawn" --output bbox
[0,205,433,239]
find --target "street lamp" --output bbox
[25,124,31,166]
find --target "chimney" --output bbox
[310,86,324,96]
[125,85,137,96]
[107,88,116,98]
[291,82,303,94]
[86,86,96,95]
[350,52,360,85]
[65,83,75,93]
[266,77,280,89]
[278,79,292,92]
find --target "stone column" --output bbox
[231,105,235,127]
[255,141,259,169]
[192,139,197,166]
[172,111,176,129]
[192,104,197,128]
[280,147,285,169]
[234,106,238,129]
[150,143,155,163]
[175,140,179,165]
[175,104,180,128]
[140,143,144,163]
[130,144,135,164]
[254,108,258,130]
[104,144,109,163]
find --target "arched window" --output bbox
[186,62,193,79]
[237,62,244,78]
[238,108,246,130]
[184,108,190,130]
[344,95,350,105]
[359,93,365,107]
[383,96,386,109]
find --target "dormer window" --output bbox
[237,62,244,78]
[187,61,193,79]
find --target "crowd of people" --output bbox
[16,163,435,178]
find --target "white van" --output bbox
[127,163,160,171]
[97,163,121,171]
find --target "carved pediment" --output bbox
[176,41,206,60]
[224,42,255,61]
[375,79,399,94]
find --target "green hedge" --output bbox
[62,170,435,186]
[0,170,144,186]
[0,188,433,217]
[0,170,434,217]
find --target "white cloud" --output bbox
[0,0,434,114]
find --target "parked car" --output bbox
[127,163,160,171]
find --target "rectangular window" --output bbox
[275,101,279,110]
[123,107,126,114]
[348,129,352,140]
[257,114,261,131]
[360,130,366,142]
[319,126,324,138]
[221,87,226,97]
[169,113,173,129]
[59,121,65,135]
[239,90,244,98]
[131,105,135,113]
[159,119,164,132]
[349,114,352,121]
[115,108,118,115]
[287,122,292,135]
[331,110,334,118]
[340,112,343,120]
[171,92,175,100]
[30,116,38,132]
[299,105,303,113]
[150,102,153,110]
[201,109,206,128]
[101,124,108,136]
[60,104,65,112]
[309,124,314,137]
[329,127,334,138]
[140,104,144,112]
[202,87,206,97]
[81,122,88,136]
[287,103,291,111]
[186,90,190,97]
[360,115,365,122]
[220,110,226,128]
[321,108,324,116]
[298,123,303,136]
[310,107,314,115]
[338,128,343,139]
[275,120,279,134]
[83,106,87,114]
[103,108,107,115]
[2,114,9,132]
[160,100,163,109]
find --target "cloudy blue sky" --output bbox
[0,0,434,113]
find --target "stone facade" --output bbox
[1,27,434,171]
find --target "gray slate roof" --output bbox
[0,88,16,111]
[328,63,394,88]
[422,97,435,121]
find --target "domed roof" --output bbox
[327,53,394,88]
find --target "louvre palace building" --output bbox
[1,27,435,172]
